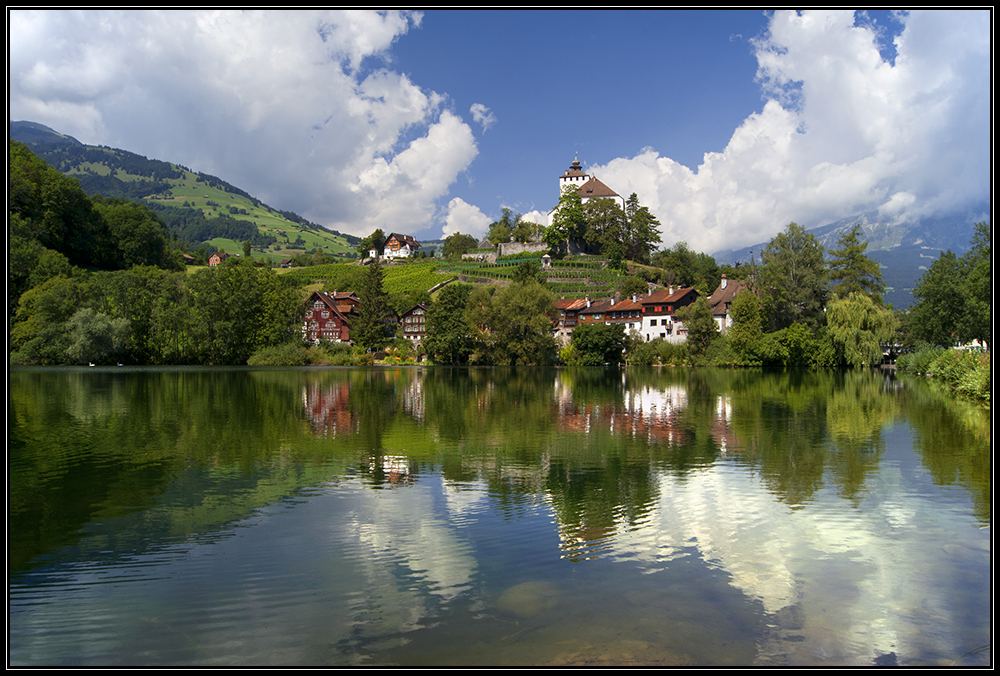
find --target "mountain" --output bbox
[9,121,361,263]
[712,208,989,309]
[9,120,82,146]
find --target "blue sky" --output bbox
[9,10,990,253]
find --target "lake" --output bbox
[8,366,991,666]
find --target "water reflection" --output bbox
[8,366,990,666]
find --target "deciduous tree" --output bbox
[570,323,626,365]
[424,283,474,364]
[676,295,717,362]
[758,222,828,331]
[827,292,898,367]
[442,232,478,260]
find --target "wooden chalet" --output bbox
[302,290,360,344]
[399,303,430,345]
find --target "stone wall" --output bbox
[498,242,550,257]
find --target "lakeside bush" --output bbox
[898,346,990,406]
[247,342,311,366]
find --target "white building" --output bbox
[383,232,421,259]
[546,156,627,225]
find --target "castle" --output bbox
[546,155,626,225]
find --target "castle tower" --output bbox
[558,155,589,194]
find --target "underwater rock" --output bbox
[497,581,560,618]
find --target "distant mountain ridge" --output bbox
[9,120,361,262]
[712,208,988,309]
[8,120,82,146]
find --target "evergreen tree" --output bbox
[624,193,662,265]
[353,258,392,352]
[828,224,884,302]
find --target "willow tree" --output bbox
[827,291,898,368]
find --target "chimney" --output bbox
[669,285,674,295]
[632,294,638,303]
[721,275,728,290]
[586,296,591,308]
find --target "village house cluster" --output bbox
[552,275,747,345]
[301,288,430,346]
[300,158,750,352]
[301,276,746,350]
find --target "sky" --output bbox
[9,9,991,254]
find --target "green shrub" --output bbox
[247,342,310,366]
[701,335,739,366]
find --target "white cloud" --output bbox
[8,9,477,237]
[588,9,989,254]
[442,197,491,239]
[470,103,497,132]
[520,210,548,227]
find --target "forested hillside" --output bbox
[10,121,360,263]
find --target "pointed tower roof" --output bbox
[560,154,588,180]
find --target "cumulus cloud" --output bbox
[587,10,989,254]
[9,9,478,237]
[470,103,497,132]
[442,197,491,238]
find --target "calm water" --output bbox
[8,366,991,666]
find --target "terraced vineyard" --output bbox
[277,254,628,301]
[439,254,629,299]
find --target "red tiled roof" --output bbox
[577,177,620,199]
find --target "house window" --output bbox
[321,311,330,319]
[305,310,313,318]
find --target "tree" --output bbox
[676,295,717,362]
[828,224,884,302]
[64,308,129,365]
[727,289,763,365]
[652,242,719,292]
[468,280,557,365]
[353,257,392,352]
[959,221,990,347]
[827,292,898,367]
[9,140,107,268]
[356,228,385,258]
[512,260,544,286]
[511,218,540,244]
[620,276,648,299]
[758,222,827,330]
[623,193,662,265]
[570,323,626,365]
[424,283,474,364]
[442,232,478,260]
[188,259,297,364]
[544,185,586,255]
[91,196,180,270]
[582,197,625,256]
[487,207,519,246]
